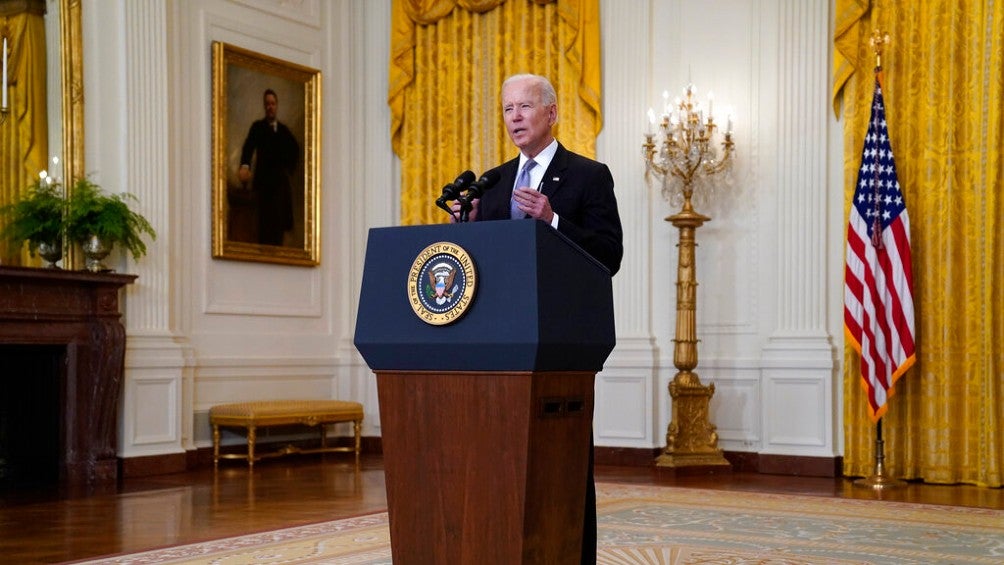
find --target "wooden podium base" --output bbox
[376,370,595,565]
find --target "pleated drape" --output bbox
[834,0,1003,487]
[0,8,48,265]
[389,0,601,225]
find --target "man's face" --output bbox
[264,93,278,121]
[502,78,556,157]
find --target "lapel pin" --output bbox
[552,177,560,182]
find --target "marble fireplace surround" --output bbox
[0,266,135,485]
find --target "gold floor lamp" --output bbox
[643,84,735,468]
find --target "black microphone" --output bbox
[463,170,501,200]
[435,170,476,213]
[457,170,501,222]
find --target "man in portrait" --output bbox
[237,88,299,246]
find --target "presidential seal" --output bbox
[407,242,477,325]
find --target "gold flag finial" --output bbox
[869,29,890,71]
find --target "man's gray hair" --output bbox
[503,73,557,106]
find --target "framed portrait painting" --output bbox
[211,41,320,266]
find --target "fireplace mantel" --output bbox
[0,266,136,485]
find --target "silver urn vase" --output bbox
[81,234,112,272]
[36,239,63,268]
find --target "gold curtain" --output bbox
[0,3,48,265]
[389,0,601,225]
[834,0,1003,487]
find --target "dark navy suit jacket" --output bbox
[475,143,624,275]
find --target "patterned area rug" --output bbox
[76,483,1004,564]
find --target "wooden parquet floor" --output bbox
[0,454,1001,564]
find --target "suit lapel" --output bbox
[490,158,519,219]
[539,144,569,199]
[501,158,519,192]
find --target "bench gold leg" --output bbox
[353,419,362,466]
[213,424,221,469]
[248,426,257,469]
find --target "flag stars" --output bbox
[853,80,908,230]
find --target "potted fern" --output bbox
[0,177,67,267]
[65,178,156,272]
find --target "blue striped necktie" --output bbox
[510,159,536,219]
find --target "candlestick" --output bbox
[2,37,8,110]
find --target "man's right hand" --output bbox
[238,165,251,183]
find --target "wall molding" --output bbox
[121,444,842,479]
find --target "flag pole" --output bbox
[853,418,905,490]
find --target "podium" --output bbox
[354,221,615,564]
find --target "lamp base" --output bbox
[656,371,731,469]
[655,451,731,468]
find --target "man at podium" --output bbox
[454,72,623,565]
[456,73,623,277]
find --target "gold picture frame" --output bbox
[211,41,320,266]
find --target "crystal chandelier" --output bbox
[643,84,735,212]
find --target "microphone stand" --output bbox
[434,195,468,222]
[455,182,490,222]
[457,195,474,223]
[435,197,453,215]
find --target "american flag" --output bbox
[844,76,916,421]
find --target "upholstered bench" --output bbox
[210,400,363,469]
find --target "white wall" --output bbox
[594,0,843,459]
[81,0,843,462]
